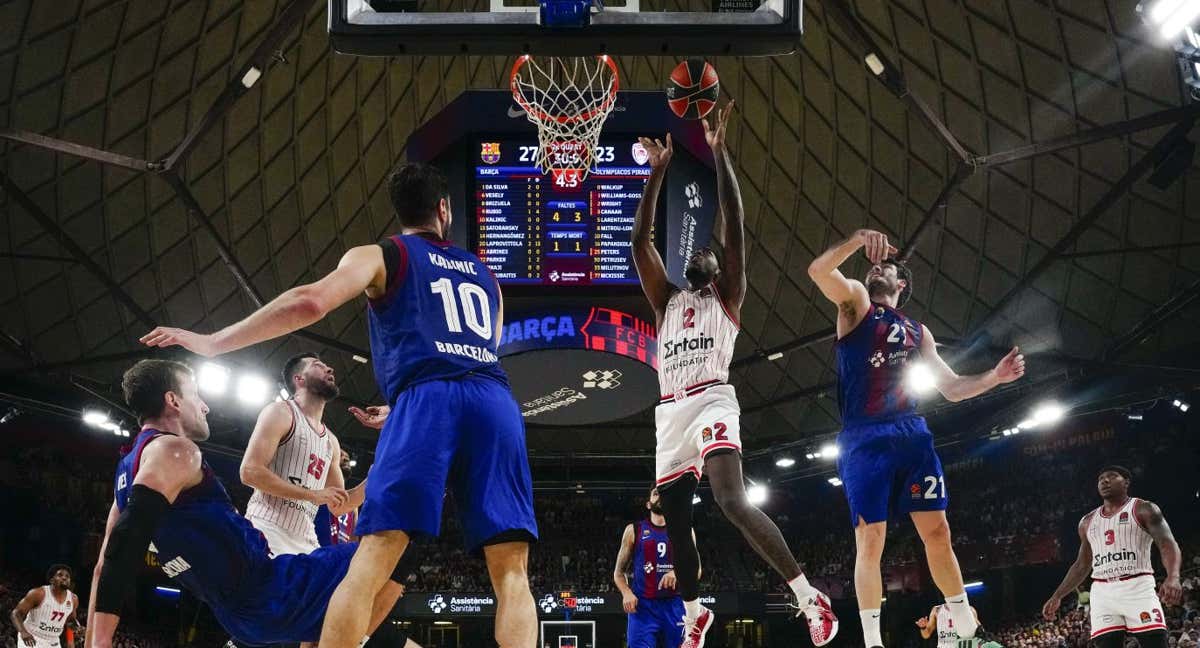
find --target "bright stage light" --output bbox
[1031,402,1066,426]
[236,374,271,406]
[82,410,109,426]
[747,484,768,505]
[197,363,231,395]
[819,443,840,459]
[906,362,938,395]
[827,477,843,487]
[775,457,796,468]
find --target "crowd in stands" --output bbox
[1,411,1197,647]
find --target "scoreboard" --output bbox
[471,136,655,286]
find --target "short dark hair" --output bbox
[1099,465,1132,481]
[122,360,193,424]
[882,258,913,308]
[281,352,319,395]
[388,163,449,228]
[46,564,71,583]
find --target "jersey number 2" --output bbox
[887,323,906,344]
[683,308,696,329]
[430,278,493,341]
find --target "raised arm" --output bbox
[140,243,388,357]
[90,436,202,648]
[614,524,638,613]
[1137,499,1182,605]
[1043,515,1094,620]
[807,230,889,337]
[920,326,1024,402]
[12,587,45,647]
[632,136,673,322]
[917,605,938,640]
[240,402,348,512]
[705,103,746,316]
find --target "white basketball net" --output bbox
[510,55,620,181]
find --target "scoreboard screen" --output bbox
[471,136,656,287]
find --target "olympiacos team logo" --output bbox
[632,141,649,165]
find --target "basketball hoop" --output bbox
[510,54,620,183]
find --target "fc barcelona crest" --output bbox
[481,142,501,165]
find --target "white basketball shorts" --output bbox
[654,384,742,486]
[1089,575,1167,639]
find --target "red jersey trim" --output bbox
[659,379,723,403]
[709,283,741,330]
[279,401,296,446]
[1098,498,1131,519]
[701,441,741,458]
[1127,624,1168,634]
[368,235,410,310]
[1090,625,1127,638]
[656,465,701,486]
[1132,498,1148,530]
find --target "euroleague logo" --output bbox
[582,369,622,390]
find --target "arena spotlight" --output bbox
[692,494,702,505]
[906,362,938,395]
[1140,0,1200,39]
[197,362,231,396]
[1031,401,1066,426]
[819,443,840,459]
[236,374,271,406]
[348,458,358,468]
[805,453,815,460]
[775,457,796,468]
[827,477,843,487]
[82,409,109,426]
[747,483,768,505]
[964,580,984,590]
[1174,399,1191,412]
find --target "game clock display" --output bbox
[472,137,655,286]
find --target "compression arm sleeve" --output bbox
[94,485,170,614]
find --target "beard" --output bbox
[648,503,664,516]
[684,265,715,287]
[867,277,897,301]
[309,378,340,400]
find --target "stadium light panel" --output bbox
[819,443,840,459]
[827,477,843,487]
[198,363,231,395]
[775,457,796,468]
[82,410,109,426]
[747,483,768,505]
[1031,402,1066,426]
[906,362,938,395]
[236,374,271,406]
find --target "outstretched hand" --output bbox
[856,229,897,265]
[349,405,390,430]
[638,135,673,170]
[702,100,735,150]
[994,346,1026,384]
[139,327,219,357]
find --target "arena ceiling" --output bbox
[1,0,1199,464]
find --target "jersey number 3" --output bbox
[1104,529,1115,545]
[430,278,493,341]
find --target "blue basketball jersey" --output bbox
[835,302,924,427]
[630,520,676,600]
[114,430,272,605]
[368,233,508,403]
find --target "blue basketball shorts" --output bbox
[215,542,356,645]
[356,374,538,552]
[627,597,686,648]
[836,415,947,526]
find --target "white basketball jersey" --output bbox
[935,605,958,648]
[657,285,739,397]
[1087,497,1154,580]
[26,587,73,642]
[245,400,335,538]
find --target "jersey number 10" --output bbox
[430,278,493,341]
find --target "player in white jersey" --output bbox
[1043,466,1182,648]
[917,604,978,648]
[11,565,82,648]
[632,103,837,648]
[242,353,362,556]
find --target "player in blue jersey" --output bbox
[808,229,1026,648]
[139,163,538,648]
[614,487,696,648]
[85,360,405,648]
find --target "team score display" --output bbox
[517,145,616,165]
